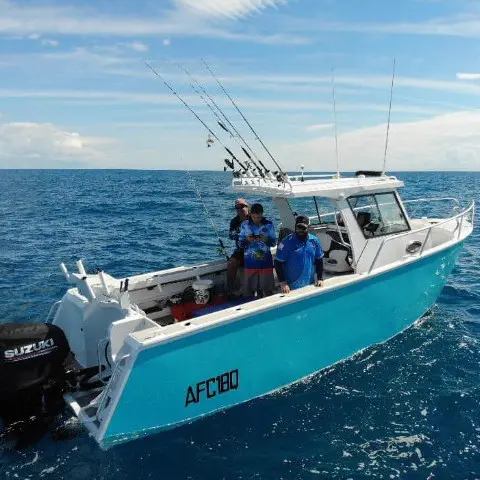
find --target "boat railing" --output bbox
[97,338,111,385]
[368,200,475,273]
[95,354,130,422]
[288,173,338,182]
[307,211,338,223]
[403,196,460,206]
[402,197,461,217]
[232,174,294,192]
[306,197,460,224]
[45,300,61,324]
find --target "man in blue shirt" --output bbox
[274,215,324,294]
[239,203,276,297]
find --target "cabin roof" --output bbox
[231,173,404,200]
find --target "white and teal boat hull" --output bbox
[99,242,462,447]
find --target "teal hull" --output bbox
[102,243,462,447]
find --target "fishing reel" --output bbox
[224,158,235,170]
[273,171,287,183]
[224,158,244,178]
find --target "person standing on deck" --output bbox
[226,198,249,295]
[274,215,325,294]
[239,203,276,298]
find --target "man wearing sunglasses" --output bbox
[226,198,249,295]
[274,215,324,294]
[239,203,277,298]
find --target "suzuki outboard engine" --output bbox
[0,323,71,441]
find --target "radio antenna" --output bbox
[382,57,396,175]
[331,69,340,178]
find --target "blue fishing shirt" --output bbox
[239,218,276,270]
[275,233,324,289]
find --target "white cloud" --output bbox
[23,32,59,46]
[145,71,480,97]
[278,112,480,171]
[0,121,109,167]
[42,47,132,68]
[284,13,480,39]
[5,0,480,45]
[2,41,479,101]
[41,38,59,47]
[456,73,480,80]
[0,88,446,115]
[305,123,333,132]
[173,0,287,20]
[123,41,149,52]
[0,0,302,45]
[2,112,479,171]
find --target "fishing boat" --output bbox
[0,61,474,449]
[0,168,474,448]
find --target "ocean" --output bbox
[0,170,479,479]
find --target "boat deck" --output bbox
[147,268,351,327]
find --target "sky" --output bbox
[1,0,480,172]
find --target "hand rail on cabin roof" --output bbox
[288,173,337,181]
[368,200,475,273]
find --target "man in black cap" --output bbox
[274,215,324,293]
[226,198,249,294]
[238,203,276,297]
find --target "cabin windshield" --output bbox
[347,191,410,238]
[288,196,340,225]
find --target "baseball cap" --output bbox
[295,215,310,229]
[250,203,264,214]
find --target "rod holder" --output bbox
[120,292,130,310]
[99,271,110,295]
[84,280,96,302]
[76,259,86,276]
[60,263,70,281]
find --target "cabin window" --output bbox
[288,196,339,225]
[347,192,410,238]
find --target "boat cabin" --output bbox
[232,171,410,276]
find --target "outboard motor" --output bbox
[0,323,71,445]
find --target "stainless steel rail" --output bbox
[368,200,475,273]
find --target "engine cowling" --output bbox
[0,323,71,428]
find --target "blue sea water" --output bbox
[0,170,479,479]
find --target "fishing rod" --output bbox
[185,170,229,260]
[145,61,248,173]
[174,62,269,176]
[188,80,266,177]
[201,58,286,177]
